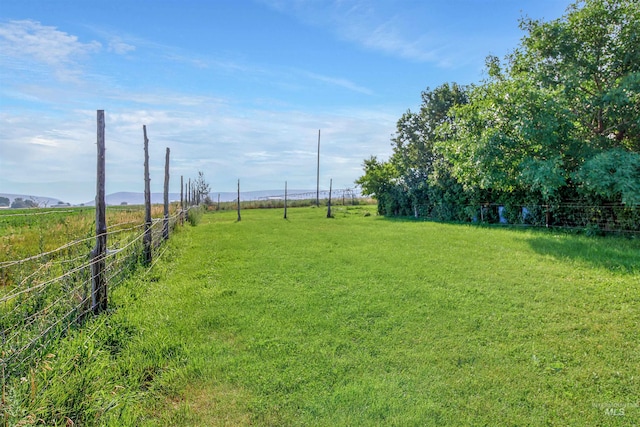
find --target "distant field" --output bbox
[0,204,174,272]
[6,205,640,425]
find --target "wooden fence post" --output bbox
[143,125,152,266]
[180,175,184,225]
[327,178,332,218]
[163,147,170,240]
[237,179,241,222]
[91,110,107,314]
[316,129,321,207]
[284,181,288,219]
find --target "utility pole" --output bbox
[316,129,320,207]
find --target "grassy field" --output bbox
[0,205,173,260]
[5,205,639,425]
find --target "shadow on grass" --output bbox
[377,215,640,274]
[524,233,640,274]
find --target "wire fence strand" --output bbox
[1,208,185,383]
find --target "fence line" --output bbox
[1,209,184,381]
[409,202,640,234]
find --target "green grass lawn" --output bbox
[8,205,639,425]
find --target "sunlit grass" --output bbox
[130,206,640,425]
[6,205,639,425]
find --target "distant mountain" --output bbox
[0,187,360,209]
[83,192,182,206]
[0,193,66,207]
[83,189,322,206]
[81,189,355,206]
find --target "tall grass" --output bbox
[4,206,639,425]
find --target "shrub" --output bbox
[186,206,203,226]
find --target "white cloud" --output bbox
[0,102,396,203]
[0,20,101,81]
[108,37,136,54]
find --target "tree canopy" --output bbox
[357,0,639,229]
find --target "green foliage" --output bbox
[357,0,640,223]
[355,156,398,215]
[518,0,640,149]
[575,148,640,204]
[186,206,204,226]
[10,198,38,209]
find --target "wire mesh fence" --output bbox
[456,203,640,234]
[0,209,183,382]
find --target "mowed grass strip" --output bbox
[123,206,639,426]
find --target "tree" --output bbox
[575,149,640,204]
[10,198,37,209]
[355,156,398,215]
[0,197,9,207]
[441,0,640,205]
[192,171,211,205]
[390,83,468,216]
[516,0,640,150]
[439,76,572,201]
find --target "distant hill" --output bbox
[0,193,66,207]
[83,190,324,206]
[82,192,181,206]
[0,187,360,209]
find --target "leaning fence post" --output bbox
[143,125,152,266]
[163,147,170,240]
[91,110,108,314]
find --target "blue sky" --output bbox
[0,0,569,204]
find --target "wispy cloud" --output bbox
[0,20,101,81]
[107,37,135,54]
[260,0,447,64]
[341,16,446,64]
[303,71,374,95]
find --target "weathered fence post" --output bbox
[217,193,220,211]
[143,125,152,266]
[327,178,332,218]
[163,147,170,240]
[180,175,184,225]
[91,110,107,314]
[187,178,191,206]
[237,179,241,222]
[284,181,288,219]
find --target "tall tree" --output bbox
[515,0,640,150]
[441,0,640,204]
